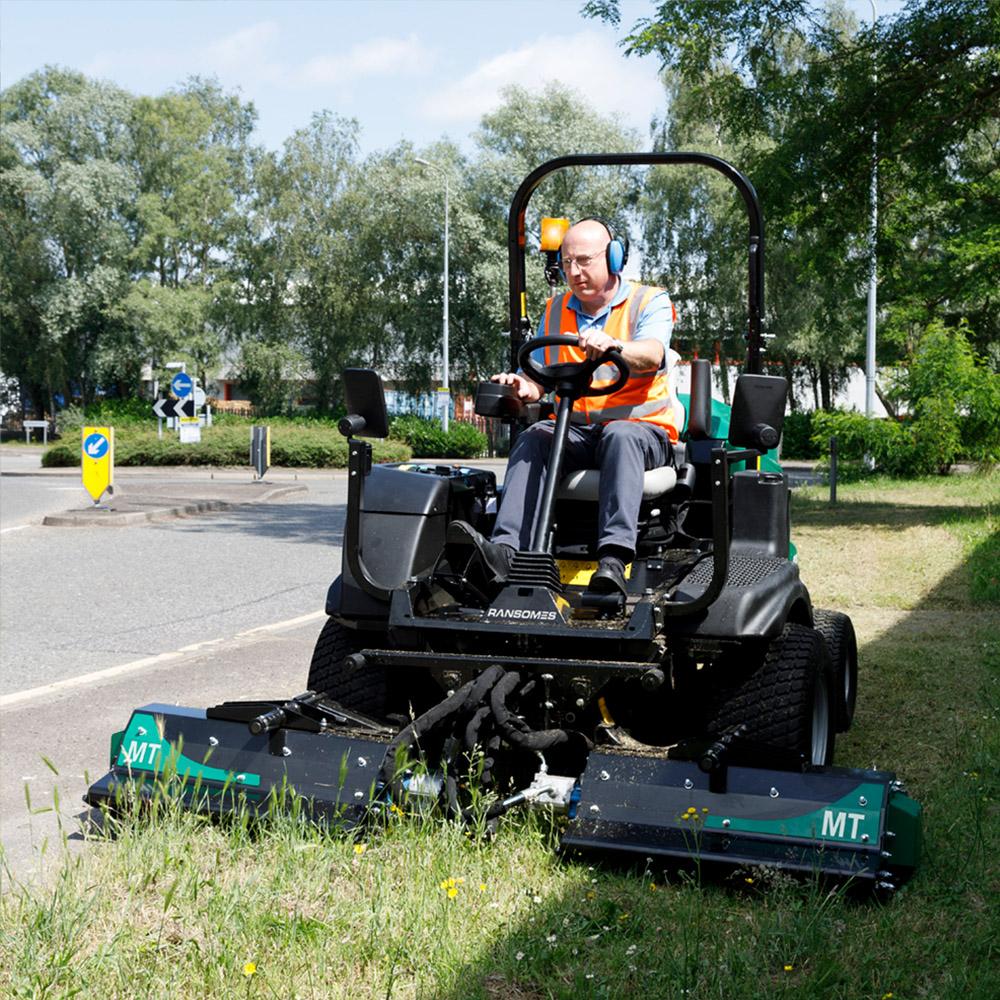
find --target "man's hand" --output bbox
[491,371,543,402]
[576,330,620,361]
[578,332,664,373]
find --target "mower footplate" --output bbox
[84,704,391,825]
[561,752,920,889]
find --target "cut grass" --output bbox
[1,472,998,999]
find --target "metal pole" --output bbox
[443,174,450,433]
[865,0,878,417]
[830,436,838,504]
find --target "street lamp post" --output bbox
[415,157,450,432]
[865,0,878,417]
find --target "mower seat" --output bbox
[556,438,687,502]
[557,464,677,502]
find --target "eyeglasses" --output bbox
[561,248,606,271]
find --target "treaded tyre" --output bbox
[812,608,858,733]
[306,617,387,718]
[708,622,835,766]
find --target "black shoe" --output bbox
[445,521,515,583]
[589,555,628,596]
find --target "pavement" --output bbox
[0,446,316,525]
[0,446,823,528]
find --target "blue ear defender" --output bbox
[584,217,629,275]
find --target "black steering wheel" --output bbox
[517,335,630,398]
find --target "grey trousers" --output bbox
[491,420,673,555]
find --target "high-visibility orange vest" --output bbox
[541,283,679,441]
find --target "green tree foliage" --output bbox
[1,70,258,413]
[1,68,137,412]
[587,0,1000,387]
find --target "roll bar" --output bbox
[505,153,765,374]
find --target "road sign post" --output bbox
[251,426,270,479]
[81,426,114,505]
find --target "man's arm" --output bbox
[577,290,673,372]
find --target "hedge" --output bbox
[388,416,488,459]
[42,424,411,468]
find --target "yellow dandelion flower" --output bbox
[479,883,487,892]
[649,883,658,891]
[447,886,458,899]
[243,962,257,977]
[440,879,450,890]
[784,964,794,973]
[744,877,754,885]
[354,843,366,855]
[881,994,894,999]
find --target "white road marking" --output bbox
[0,525,30,534]
[0,610,326,709]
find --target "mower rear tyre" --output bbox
[708,622,835,766]
[812,609,858,732]
[307,617,387,718]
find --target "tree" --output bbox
[587,0,1000,379]
[1,68,137,412]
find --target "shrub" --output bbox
[389,416,487,459]
[41,424,410,468]
[810,409,959,477]
[780,411,819,459]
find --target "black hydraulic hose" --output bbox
[490,671,571,751]
[378,665,507,788]
[464,705,492,750]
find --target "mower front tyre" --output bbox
[708,622,836,767]
[307,617,387,718]
[812,608,858,732]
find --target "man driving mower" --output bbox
[448,218,678,596]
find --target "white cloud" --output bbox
[299,34,429,86]
[420,30,662,129]
[199,21,281,74]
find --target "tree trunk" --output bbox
[875,382,897,419]
[819,361,832,410]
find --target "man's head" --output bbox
[559,219,621,311]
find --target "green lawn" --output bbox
[2,472,997,999]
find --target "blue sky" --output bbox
[0,0,670,153]
[1,0,905,156]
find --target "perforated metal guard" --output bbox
[685,555,787,588]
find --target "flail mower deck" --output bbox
[86,153,922,894]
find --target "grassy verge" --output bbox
[2,473,997,998]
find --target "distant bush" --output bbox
[389,416,488,459]
[56,398,153,435]
[810,410,960,477]
[780,411,820,459]
[42,424,410,468]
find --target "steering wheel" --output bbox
[517,335,630,398]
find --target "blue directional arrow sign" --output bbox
[83,432,110,459]
[171,372,194,398]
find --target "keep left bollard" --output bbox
[82,426,114,505]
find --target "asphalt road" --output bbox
[0,464,350,882]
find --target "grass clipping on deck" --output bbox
[1,472,998,999]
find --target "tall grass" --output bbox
[1,472,997,998]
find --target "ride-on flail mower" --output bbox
[86,154,921,893]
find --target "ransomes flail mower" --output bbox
[86,154,922,893]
